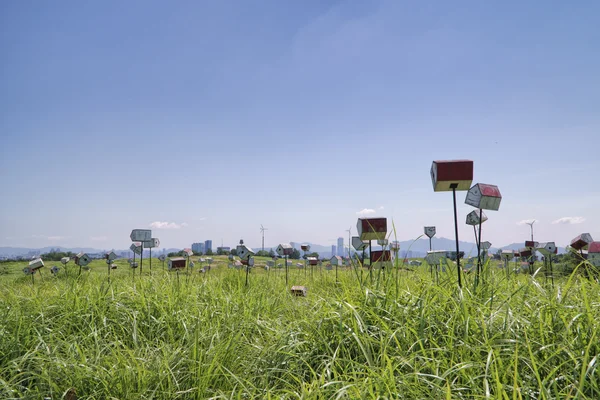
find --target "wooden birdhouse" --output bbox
[130,229,151,242]
[465,183,502,211]
[356,217,387,241]
[370,250,392,267]
[537,242,557,256]
[60,257,70,265]
[424,226,436,238]
[28,258,44,271]
[183,248,193,257]
[330,255,343,266]
[105,251,118,261]
[307,257,318,266]
[276,243,293,257]
[301,244,311,252]
[130,244,142,255]
[74,252,91,267]
[236,245,255,260]
[290,286,307,297]
[570,233,593,251]
[466,210,488,226]
[501,250,513,260]
[168,257,186,270]
[430,160,473,192]
[143,238,160,248]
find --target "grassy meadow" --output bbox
[0,256,598,399]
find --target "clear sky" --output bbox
[1,0,599,251]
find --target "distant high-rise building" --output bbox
[205,240,212,253]
[331,245,336,257]
[337,237,344,257]
[192,242,205,253]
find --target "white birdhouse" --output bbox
[276,243,293,257]
[537,242,557,256]
[130,229,151,242]
[158,255,166,262]
[110,264,117,270]
[248,257,255,267]
[352,236,368,251]
[130,244,142,256]
[74,252,91,267]
[587,242,600,267]
[464,183,502,211]
[424,226,436,238]
[29,258,44,271]
[330,256,343,266]
[356,218,387,241]
[105,251,118,261]
[168,257,186,270]
[183,248,193,257]
[390,241,401,251]
[570,233,593,251]
[425,250,447,265]
[501,250,514,260]
[290,286,307,297]
[60,257,70,265]
[430,160,474,192]
[236,245,255,260]
[480,241,492,250]
[466,210,488,226]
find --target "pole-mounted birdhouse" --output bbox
[465,183,502,211]
[430,160,473,192]
[570,233,593,251]
[130,229,152,242]
[466,210,488,226]
[356,218,387,241]
[424,226,436,238]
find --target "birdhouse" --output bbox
[143,238,160,249]
[61,257,70,265]
[168,257,187,270]
[480,241,492,251]
[74,252,91,267]
[466,210,488,226]
[276,243,293,257]
[330,256,343,266]
[519,248,532,257]
[248,257,255,267]
[51,266,60,275]
[377,239,389,247]
[23,266,34,275]
[588,242,600,267]
[424,226,436,238]
[465,183,502,211]
[525,241,539,249]
[296,262,304,268]
[110,264,117,270]
[390,241,401,251]
[130,262,138,269]
[182,248,193,257]
[301,244,311,252]
[130,229,152,242]
[29,258,44,271]
[307,257,318,266]
[356,218,387,241]
[105,251,118,261]
[570,233,593,251]
[370,250,392,267]
[352,236,368,251]
[158,254,166,262]
[189,261,195,269]
[130,244,142,255]
[425,250,447,265]
[290,286,307,297]
[236,245,255,260]
[501,250,513,260]
[430,160,474,192]
[537,242,557,256]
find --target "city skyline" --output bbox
[1,1,599,250]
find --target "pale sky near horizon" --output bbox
[1,0,599,251]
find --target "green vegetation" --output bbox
[0,256,598,399]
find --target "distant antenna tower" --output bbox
[260,224,268,252]
[346,227,351,258]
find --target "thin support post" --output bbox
[452,186,462,288]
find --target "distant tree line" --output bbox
[39,251,77,261]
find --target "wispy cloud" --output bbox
[47,236,65,241]
[552,217,585,225]
[517,219,537,226]
[356,208,376,217]
[91,236,108,241]
[150,221,188,230]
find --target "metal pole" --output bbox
[477,209,483,283]
[140,246,143,276]
[149,248,152,273]
[452,186,462,288]
[285,255,288,287]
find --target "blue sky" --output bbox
[1,0,599,251]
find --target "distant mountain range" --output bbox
[0,239,567,259]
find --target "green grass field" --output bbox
[0,256,598,399]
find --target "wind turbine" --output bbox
[260,224,268,252]
[526,220,536,242]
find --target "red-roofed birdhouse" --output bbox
[430,160,473,192]
[465,183,502,211]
